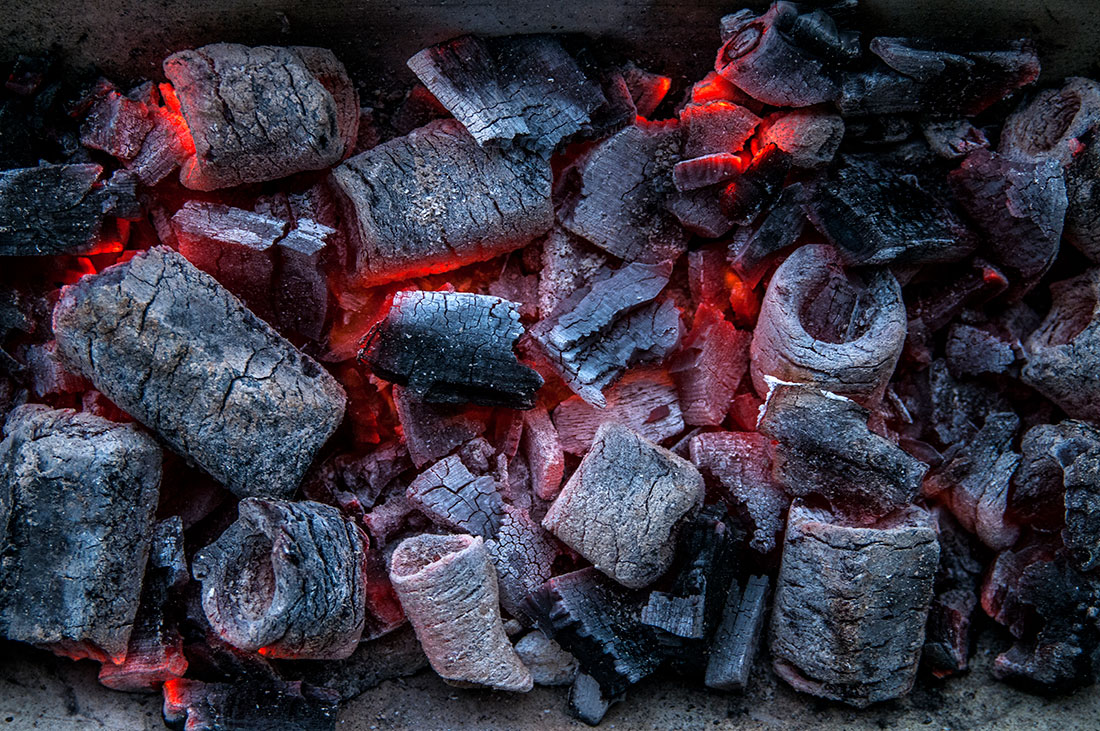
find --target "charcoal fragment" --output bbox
[925,359,1013,446]
[944,322,1018,377]
[1010,420,1100,529]
[568,672,622,726]
[922,508,984,679]
[727,183,808,286]
[680,101,760,158]
[392,385,487,469]
[486,505,561,621]
[704,575,769,691]
[718,143,791,223]
[515,630,578,686]
[522,406,565,501]
[757,109,844,169]
[163,678,339,731]
[672,153,744,192]
[406,453,504,538]
[671,305,751,426]
[1063,450,1100,572]
[921,118,989,160]
[622,64,671,119]
[537,226,608,319]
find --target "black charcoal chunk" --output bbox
[922,508,984,678]
[392,385,487,468]
[1011,420,1100,530]
[925,359,1013,446]
[406,453,504,538]
[1063,450,1100,573]
[163,678,339,731]
[705,575,770,691]
[770,502,940,707]
[727,183,808,286]
[670,305,751,426]
[274,220,331,342]
[0,405,161,663]
[718,143,791,223]
[944,322,1017,377]
[53,247,346,499]
[361,290,542,409]
[921,118,989,160]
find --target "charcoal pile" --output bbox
[2,3,1100,728]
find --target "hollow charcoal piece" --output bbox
[921,119,990,160]
[758,383,928,522]
[727,183,807,286]
[543,423,704,588]
[680,101,760,158]
[750,244,906,405]
[389,533,532,691]
[408,35,604,154]
[757,109,844,169]
[522,406,565,501]
[770,503,940,707]
[52,247,346,499]
[1022,269,1100,422]
[193,499,368,660]
[944,323,1017,377]
[361,290,542,409]
[672,153,744,192]
[562,121,688,263]
[671,305,750,426]
[805,155,978,266]
[0,164,138,256]
[537,226,608,319]
[623,64,671,119]
[1064,450,1100,572]
[515,631,578,686]
[552,368,684,455]
[486,505,561,621]
[392,385,487,468]
[0,405,161,663]
[332,119,552,286]
[163,44,354,190]
[406,454,504,538]
[705,575,770,691]
[162,678,339,731]
[1000,77,1100,168]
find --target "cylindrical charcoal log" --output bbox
[0,405,161,664]
[388,533,532,692]
[192,499,369,660]
[770,502,940,707]
[750,244,906,404]
[52,247,346,499]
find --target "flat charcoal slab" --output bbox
[361,290,542,409]
[52,246,346,499]
[406,453,505,538]
[0,405,161,663]
[770,503,940,707]
[332,119,552,285]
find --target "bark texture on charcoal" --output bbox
[192,498,369,660]
[52,247,346,499]
[543,422,704,589]
[750,244,906,404]
[770,503,940,707]
[332,119,552,285]
[705,575,769,692]
[389,533,533,692]
[0,405,161,664]
[163,43,357,190]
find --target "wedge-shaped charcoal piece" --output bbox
[568,672,622,726]
[670,305,750,426]
[553,368,684,455]
[361,290,542,409]
[758,109,844,169]
[1064,451,1100,573]
[389,533,532,691]
[193,499,369,660]
[950,149,1066,296]
[759,384,928,521]
[163,678,339,731]
[944,322,1017,377]
[1066,128,1100,264]
[1011,420,1100,529]
[690,432,788,554]
[0,405,161,663]
[392,385,487,468]
[805,156,977,266]
[163,44,356,190]
[750,245,906,404]
[680,101,760,158]
[728,183,807,286]
[0,164,138,256]
[921,119,989,160]
[705,575,769,691]
[53,247,346,499]
[487,505,561,621]
[562,121,688,263]
[522,406,565,501]
[406,453,504,538]
[771,503,939,707]
[544,423,704,588]
[1022,269,1100,422]
[537,227,608,319]
[623,64,671,119]
[672,153,744,192]
[333,119,552,285]
[408,35,605,154]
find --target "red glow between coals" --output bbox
[726,270,760,327]
[691,72,742,104]
[159,83,197,157]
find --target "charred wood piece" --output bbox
[671,305,751,426]
[162,678,339,731]
[406,453,504,538]
[672,153,744,192]
[921,118,989,160]
[623,65,671,119]
[757,109,844,169]
[704,575,770,691]
[515,630,578,686]
[522,406,565,501]
[1063,450,1100,573]
[665,187,739,239]
[392,385,487,469]
[537,227,608,320]
[718,143,791,223]
[944,322,1018,377]
[1010,420,1100,530]
[727,183,807,286]
[568,671,622,726]
[273,219,332,342]
[680,101,760,159]
[80,86,191,186]
[922,509,984,678]
[486,505,561,621]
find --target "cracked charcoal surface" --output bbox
[944,322,1018,377]
[52,247,346,499]
[406,453,504,538]
[537,226,608,320]
[163,43,356,190]
[486,505,562,621]
[757,109,844,169]
[705,575,769,691]
[361,290,543,409]
[0,405,161,664]
[192,498,369,660]
[543,422,704,589]
[770,502,940,708]
[162,678,340,731]
[332,119,552,286]
[922,118,990,160]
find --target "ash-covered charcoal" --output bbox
[718,143,791,223]
[543,423,704,589]
[1063,450,1100,572]
[670,305,751,426]
[944,322,1018,377]
[163,43,357,190]
[750,244,906,404]
[921,119,990,160]
[486,505,562,621]
[727,183,808,286]
[522,406,565,501]
[1010,420,1100,530]
[389,533,533,691]
[758,383,928,522]
[568,672,622,726]
[306,441,412,514]
[20,340,87,398]
[515,630,578,686]
[0,163,138,256]
[552,368,684,455]
[679,101,760,159]
[392,385,488,468]
[804,155,978,266]
[406,453,504,538]
[333,119,552,285]
[537,227,608,320]
[162,678,339,731]
[531,261,680,406]
[770,502,940,707]
[705,575,770,691]
[0,405,161,664]
[192,498,370,660]
[408,35,605,154]
[53,247,346,499]
[273,219,332,342]
[1022,268,1100,422]
[562,121,688,263]
[622,64,671,119]
[360,290,542,409]
[690,432,789,554]
[757,109,844,169]
[950,149,1067,296]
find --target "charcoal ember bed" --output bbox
[2,2,1100,730]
